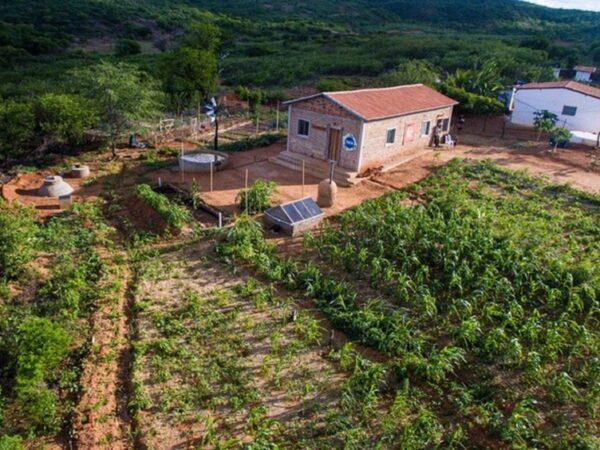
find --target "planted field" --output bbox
[130,245,456,448]
[218,160,600,448]
[0,202,125,447]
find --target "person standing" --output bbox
[432,123,442,148]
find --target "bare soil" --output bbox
[133,244,356,448]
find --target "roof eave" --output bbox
[362,102,459,123]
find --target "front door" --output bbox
[327,128,341,162]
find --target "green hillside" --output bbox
[0,0,599,98]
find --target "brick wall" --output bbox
[287,95,454,173]
[359,106,454,171]
[288,98,362,171]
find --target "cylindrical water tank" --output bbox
[71,164,91,178]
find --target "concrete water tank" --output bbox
[38,176,74,197]
[71,164,90,178]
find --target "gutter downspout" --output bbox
[356,120,366,173]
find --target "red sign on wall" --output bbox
[404,123,416,144]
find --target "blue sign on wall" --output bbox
[343,133,357,151]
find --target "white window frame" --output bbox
[386,128,396,145]
[298,119,310,138]
[421,120,431,137]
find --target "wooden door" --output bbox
[328,128,341,161]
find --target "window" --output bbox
[421,120,431,137]
[298,119,310,136]
[386,128,396,144]
[562,105,577,116]
[436,118,450,132]
[442,118,450,132]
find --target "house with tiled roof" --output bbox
[510,81,600,139]
[574,66,597,83]
[272,85,457,184]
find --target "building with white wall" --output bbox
[574,66,597,83]
[510,81,600,136]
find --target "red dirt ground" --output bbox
[3,137,600,222]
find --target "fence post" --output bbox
[245,168,249,214]
[302,159,305,197]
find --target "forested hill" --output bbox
[2,0,600,47]
[1,0,599,95]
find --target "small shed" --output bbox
[264,197,324,236]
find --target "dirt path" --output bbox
[447,144,600,194]
[72,257,133,449]
[371,143,600,196]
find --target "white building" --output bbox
[574,66,596,83]
[510,81,600,138]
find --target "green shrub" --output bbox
[219,132,284,153]
[114,39,142,57]
[0,435,23,450]
[316,77,351,92]
[11,317,71,435]
[14,317,71,382]
[237,179,277,215]
[135,184,191,229]
[0,202,38,280]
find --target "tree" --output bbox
[35,93,97,150]
[180,22,221,52]
[550,127,572,153]
[380,60,439,87]
[73,61,162,157]
[0,100,35,161]
[533,110,558,142]
[159,47,217,115]
[439,84,504,131]
[114,38,141,57]
[445,60,503,98]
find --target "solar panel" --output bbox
[267,206,288,223]
[302,198,322,218]
[265,197,324,226]
[283,204,303,222]
[294,200,312,220]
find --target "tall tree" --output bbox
[180,22,221,52]
[73,61,162,157]
[159,47,217,115]
[0,100,35,161]
[35,93,97,151]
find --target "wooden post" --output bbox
[255,114,260,135]
[245,169,249,214]
[210,161,214,192]
[276,101,280,131]
[180,142,184,183]
[302,159,305,197]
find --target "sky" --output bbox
[523,0,600,11]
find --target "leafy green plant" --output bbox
[237,179,277,215]
[0,201,37,280]
[135,184,191,229]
